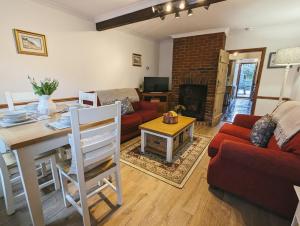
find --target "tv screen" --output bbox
[144,77,169,92]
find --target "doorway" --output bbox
[236,63,257,98]
[222,48,266,122]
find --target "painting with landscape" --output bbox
[14,29,48,56]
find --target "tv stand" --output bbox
[142,92,170,114]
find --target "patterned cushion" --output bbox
[120,97,134,115]
[250,114,277,147]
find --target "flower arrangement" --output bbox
[28,76,59,96]
[174,104,186,114]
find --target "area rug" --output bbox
[120,134,211,188]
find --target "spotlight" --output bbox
[233,52,238,57]
[175,11,180,19]
[204,0,211,10]
[152,6,156,13]
[204,4,210,10]
[179,1,185,10]
[187,8,193,16]
[166,3,172,12]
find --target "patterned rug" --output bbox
[120,134,211,188]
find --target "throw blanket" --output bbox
[272,101,300,147]
[96,88,139,105]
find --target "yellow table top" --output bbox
[139,116,196,137]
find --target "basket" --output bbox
[163,115,178,124]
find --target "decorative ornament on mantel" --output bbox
[28,76,59,115]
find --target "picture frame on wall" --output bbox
[132,53,142,67]
[14,29,48,57]
[267,52,285,69]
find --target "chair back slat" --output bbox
[79,91,97,107]
[81,134,116,154]
[80,122,117,140]
[84,148,115,167]
[5,92,38,111]
[77,103,118,125]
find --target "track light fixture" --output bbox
[151,0,205,20]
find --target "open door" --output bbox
[212,49,229,126]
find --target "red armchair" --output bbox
[207,114,300,219]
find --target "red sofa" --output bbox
[83,91,159,143]
[121,101,158,142]
[207,114,300,219]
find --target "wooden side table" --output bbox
[141,92,170,114]
[292,186,300,226]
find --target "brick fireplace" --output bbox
[170,32,226,123]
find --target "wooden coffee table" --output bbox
[139,116,196,163]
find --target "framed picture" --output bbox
[14,29,48,56]
[267,52,285,68]
[132,53,142,67]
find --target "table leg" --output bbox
[189,123,194,142]
[292,203,300,226]
[141,130,145,154]
[0,176,3,198]
[291,215,298,226]
[166,137,173,163]
[14,148,45,226]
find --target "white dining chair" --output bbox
[78,91,98,107]
[56,101,122,226]
[1,91,60,215]
[0,150,60,215]
[5,91,38,111]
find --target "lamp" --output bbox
[274,47,300,101]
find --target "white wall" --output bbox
[0,0,159,104]
[158,23,300,115]
[158,38,173,88]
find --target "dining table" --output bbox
[0,109,111,226]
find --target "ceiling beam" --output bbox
[96,0,226,31]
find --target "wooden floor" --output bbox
[0,124,290,226]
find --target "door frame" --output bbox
[236,62,258,99]
[227,47,267,115]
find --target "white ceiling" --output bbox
[32,0,169,21]
[32,0,300,40]
[119,0,300,40]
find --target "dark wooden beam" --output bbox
[96,0,226,31]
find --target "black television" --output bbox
[144,77,169,92]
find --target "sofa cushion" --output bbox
[219,123,252,141]
[121,113,142,133]
[137,110,158,123]
[208,132,251,157]
[282,132,300,154]
[250,114,277,147]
